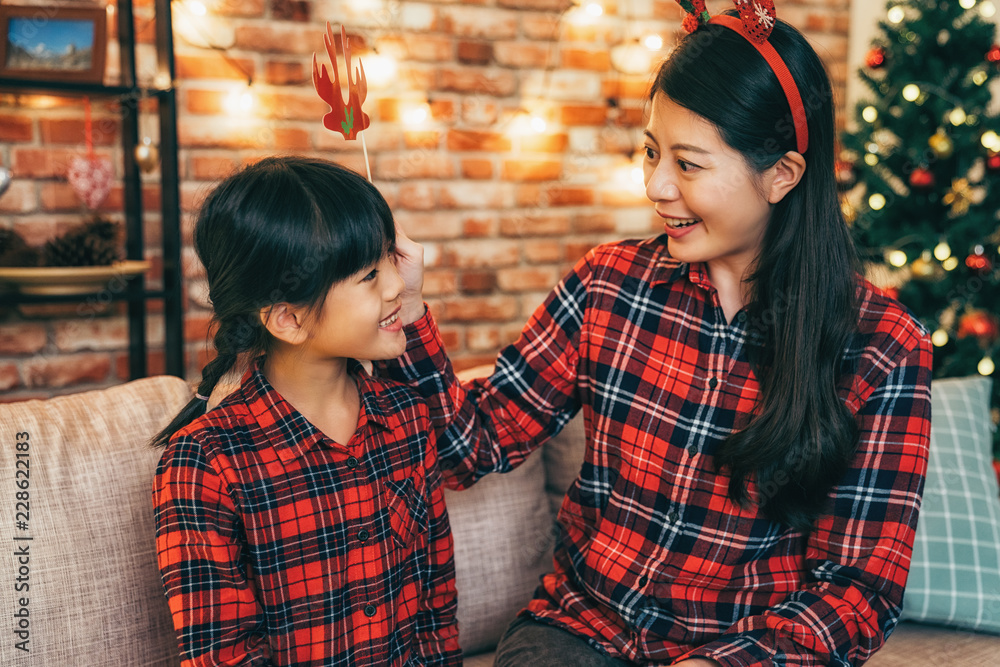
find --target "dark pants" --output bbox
[493,615,632,667]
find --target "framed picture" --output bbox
[0,5,107,84]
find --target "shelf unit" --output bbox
[0,0,184,379]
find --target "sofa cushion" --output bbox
[0,376,192,665]
[446,450,555,654]
[901,375,1000,634]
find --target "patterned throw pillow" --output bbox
[902,376,1000,634]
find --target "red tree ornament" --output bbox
[866,46,886,69]
[312,24,370,141]
[988,44,1000,64]
[909,166,935,188]
[988,152,1000,171]
[958,310,1000,344]
[966,251,992,273]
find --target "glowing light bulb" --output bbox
[862,106,878,123]
[960,0,977,8]
[943,256,959,271]
[888,7,906,23]
[364,53,398,90]
[978,356,995,376]
[902,84,920,102]
[934,241,952,261]
[631,166,644,185]
[982,1,996,17]
[869,193,887,210]
[530,116,547,133]
[643,34,664,51]
[188,0,208,16]
[865,153,879,166]
[224,87,254,114]
[403,103,430,126]
[931,329,950,347]
[974,70,989,86]
[584,2,603,17]
[949,108,967,126]
[887,250,908,267]
[982,131,1000,151]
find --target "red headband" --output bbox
[677,1,809,154]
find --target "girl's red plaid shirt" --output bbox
[153,360,461,666]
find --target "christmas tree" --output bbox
[840,0,1000,455]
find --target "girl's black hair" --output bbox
[150,156,395,448]
[652,14,862,530]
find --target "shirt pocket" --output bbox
[383,471,428,549]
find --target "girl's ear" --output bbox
[766,151,807,204]
[260,303,308,345]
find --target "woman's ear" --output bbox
[260,303,307,345]
[766,151,807,204]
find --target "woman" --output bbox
[388,7,932,666]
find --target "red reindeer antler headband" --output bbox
[676,0,808,155]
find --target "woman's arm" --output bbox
[385,224,591,488]
[679,336,933,666]
[154,437,274,666]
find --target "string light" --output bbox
[364,53,398,90]
[931,329,950,347]
[959,0,977,8]
[869,193,887,210]
[982,131,1000,151]
[934,240,952,261]
[862,106,879,123]
[981,1,997,18]
[224,85,255,114]
[887,7,906,23]
[979,356,996,376]
[943,256,959,271]
[403,102,430,126]
[643,34,664,50]
[902,84,920,102]
[887,249,908,267]
[865,153,879,166]
[949,108,967,126]
[584,2,604,17]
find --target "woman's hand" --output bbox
[393,220,426,325]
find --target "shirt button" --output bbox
[737,311,748,323]
[638,575,648,587]
[687,445,698,456]
[357,529,370,542]
[364,604,377,618]
[346,456,359,469]
[668,510,680,523]
[708,377,719,389]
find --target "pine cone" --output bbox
[42,217,124,267]
[0,228,40,267]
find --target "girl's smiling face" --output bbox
[642,93,777,282]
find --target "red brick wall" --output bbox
[0,0,850,397]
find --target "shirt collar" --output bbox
[236,358,397,463]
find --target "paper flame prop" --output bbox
[312,23,370,140]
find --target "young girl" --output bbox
[385,7,932,667]
[151,156,461,666]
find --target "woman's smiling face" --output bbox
[642,93,776,281]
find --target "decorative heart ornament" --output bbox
[67,156,114,210]
[0,167,11,198]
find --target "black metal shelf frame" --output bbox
[0,0,183,380]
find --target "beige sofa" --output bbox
[0,373,997,665]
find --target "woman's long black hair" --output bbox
[652,14,862,530]
[150,156,395,448]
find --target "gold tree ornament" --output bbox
[929,128,955,158]
[942,178,973,216]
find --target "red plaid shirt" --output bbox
[383,236,932,666]
[153,361,461,666]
